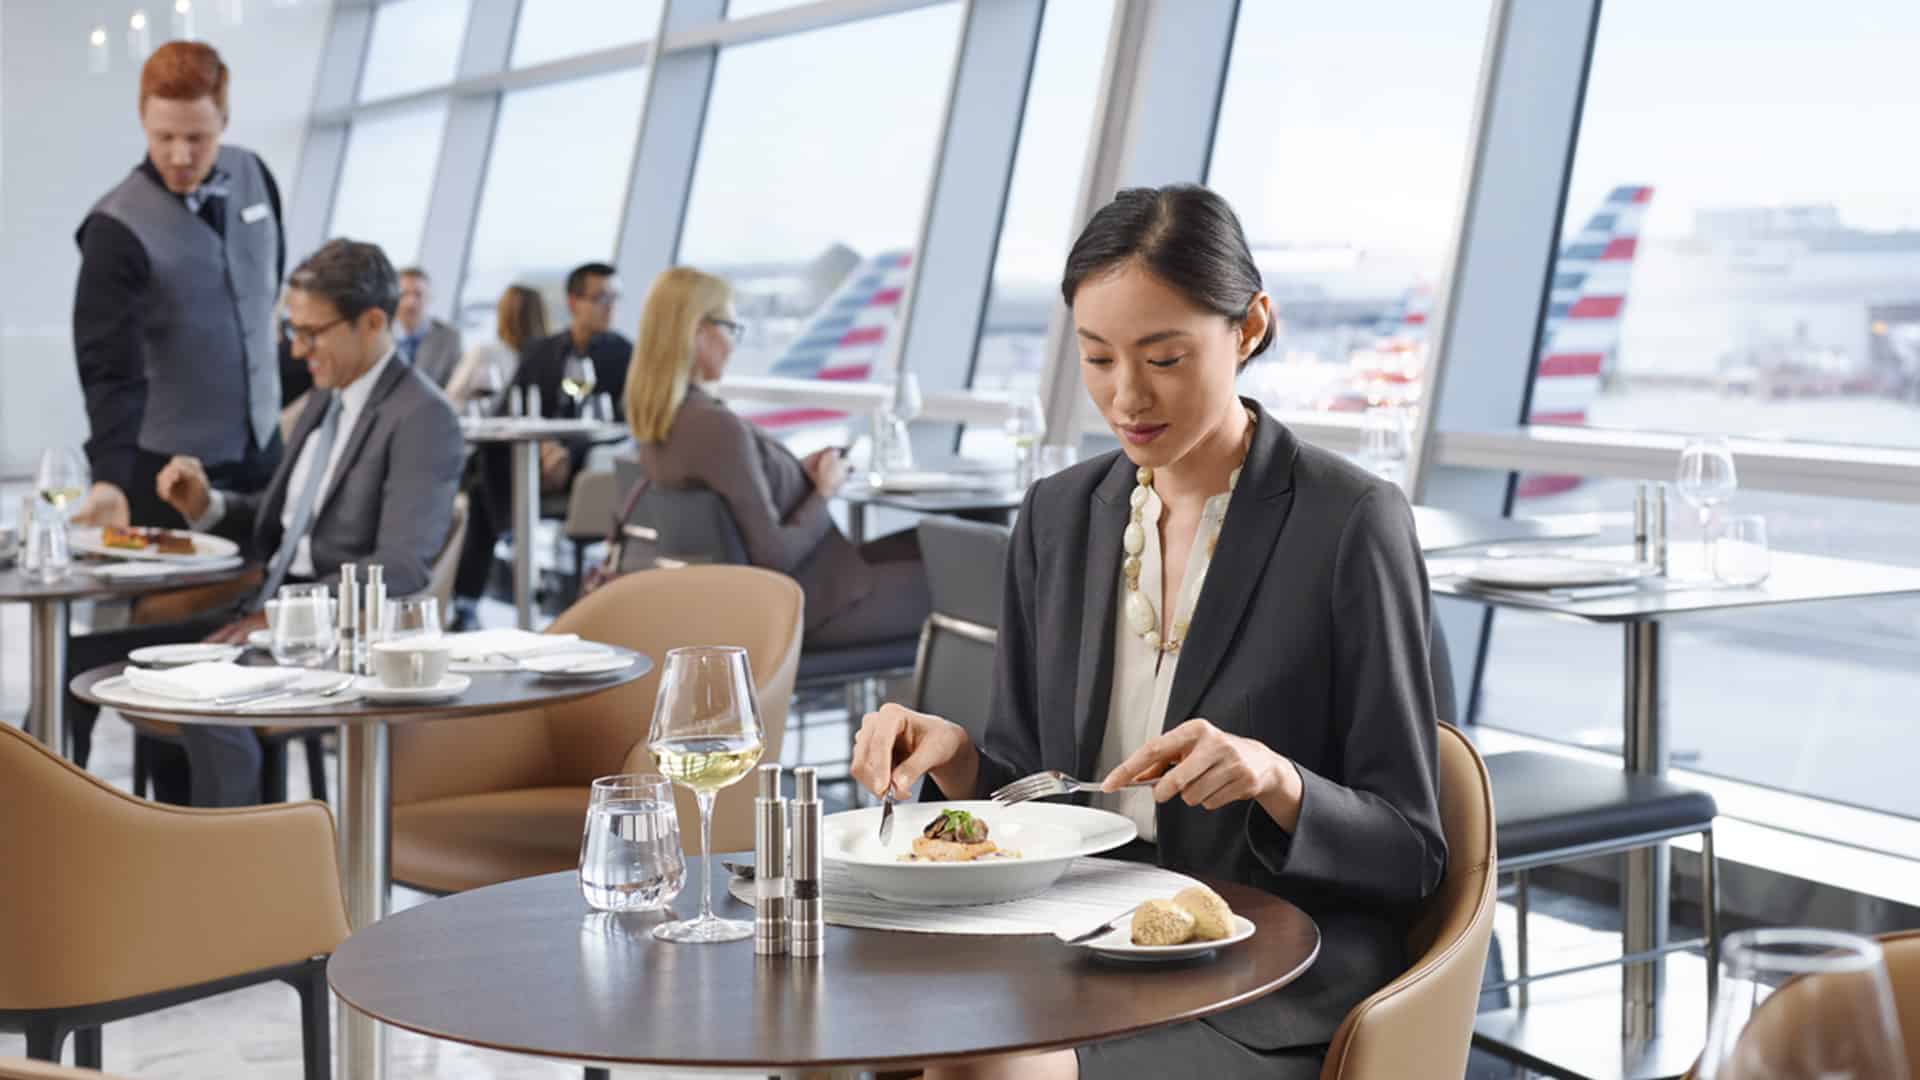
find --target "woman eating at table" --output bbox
[852,185,1447,1079]
[622,266,931,649]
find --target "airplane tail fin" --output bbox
[746,251,914,431]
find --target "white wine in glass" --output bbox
[646,645,764,944]
[35,448,89,512]
[560,355,597,417]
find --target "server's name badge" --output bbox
[240,201,270,224]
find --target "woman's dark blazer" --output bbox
[974,399,1448,1051]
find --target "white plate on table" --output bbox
[1459,556,1653,590]
[825,800,1136,907]
[1078,912,1257,963]
[869,471,1007,494]
[70,526,240,564]
[518,651,632,679]
[354,673,471,704]
[127,643,243,667]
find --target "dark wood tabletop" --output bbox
[328,863,1320,1071]
[0,562,255,604]
[69,649,651,728]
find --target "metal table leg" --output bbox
[27,599,68,754]
[336,721,392,1080]
[846,501,867,546]
[511,440,539,630]
[1622,620,1667,1040]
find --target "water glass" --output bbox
[1712,514,1771,586]
[1037,443,1079,480]
[1358,406,1411,488]
[869,410,915,484]
[383,596,442,640]
[1699,928,1909,1079]
[20,497,71,584]
[271,583,337,668]
[580,774,686,913]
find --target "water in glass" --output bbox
[272,584,337,668]
[382,596,442,641]
[580,775,686,912]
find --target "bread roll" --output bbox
[1130,899,1196,946]
[1173,885,1234,941]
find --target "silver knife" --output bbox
[1061,903,1143,946]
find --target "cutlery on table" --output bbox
[225,676,355,711]
[878,789,896,845]
[722,860,755,880]
[991,770,1156,806]
[1058,902,1144,946]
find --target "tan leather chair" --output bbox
[1321,723,1498,1079]
[0,1059,131,1079]
[1682,929,1920,1079]
[425,491,470,622]
[391,564,804,894]
[0,723,347,1074]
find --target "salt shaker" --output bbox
[754,764,789,956]
[336,564,360,674]
[1651,482,1670,576]
[363,563,387,653]
[790,766,823,958]
[1632,483,1650,563]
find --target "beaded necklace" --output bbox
[1119,410,1255,654]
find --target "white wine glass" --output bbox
[35,447,90,516]
[561,355,597,419]
[1699,928,1909,1079]
[1005,393,1046,489]
[1678,436,1738,574]
[646,645,764,944]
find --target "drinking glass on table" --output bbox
[1005,392,1046,489]
[467,359,505,420]
[561,354,598,418]
[20,495,72,584]
[646,645,764,943]
[580,773,686,912]
[271,584,337,668]
[1711,514,1771,587]
[1698,927,1909,1079]
[35,447,90,516]
[1678,436,1738,575]
[1358,405,1410,488]
[383,596,443,640]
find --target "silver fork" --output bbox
[991,770,1155,806]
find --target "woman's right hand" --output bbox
[803,447,850,496]
[852,703,978,800]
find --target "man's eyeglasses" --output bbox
[282,315,350,348]
[706,317,746,344]
[579,291,620,308]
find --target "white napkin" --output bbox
[92,556,243,579]
[519,648,620,674]
[442,628,582,660]
[123,662,301,702]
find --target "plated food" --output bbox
[101,525,196,556]
[824,800,1136,906]
[1132,885,1235,946]
[905,809,1020,862]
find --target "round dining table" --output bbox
[1,560,255,758]
[71,650,652,1080]
[328,861,1321,1079]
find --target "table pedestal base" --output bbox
[511,441,539,630]
[337,721,392,1080]
[28,598,69,755]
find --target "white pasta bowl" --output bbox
[824,800,1137,907]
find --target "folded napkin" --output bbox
[442,628,583,661]
[92,556,243,580]
[519,648,621,674]
[123,662,301,702]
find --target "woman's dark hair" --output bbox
[288,238,400,321]
[497,284,550,352]
[1061,184,1274,369]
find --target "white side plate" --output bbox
[354,673,472,704]
[127,643,243,667]
[1079,912,1257,962]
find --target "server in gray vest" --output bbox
[73,41,284,530]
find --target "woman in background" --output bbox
[624,266,930,649]
[445,283,548,413]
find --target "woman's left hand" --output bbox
[1101,718,1303,817]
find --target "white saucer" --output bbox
[1079,913,1257,963]
[354,673,471,704]
[519,652,633,679]
[127,643,243,667]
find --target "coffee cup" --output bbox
[369,639,453,690]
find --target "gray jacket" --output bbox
[405,318,464,389]
[637,386,871,632]
[973,401,1447,1051]
[215,358,464,596]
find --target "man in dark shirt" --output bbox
[73,41,285,530]
[450,262,633,628]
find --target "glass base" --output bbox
[652,915,752,944]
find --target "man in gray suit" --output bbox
[64,239,465,806]
[393,266,463,388]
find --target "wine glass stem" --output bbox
[694,789,716,924]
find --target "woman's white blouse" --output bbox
[1092,470,1240,844]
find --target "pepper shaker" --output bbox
[754,765,789,956]
[1632,483,1650,564]
[336,564,360,674]
[363,563,387,655]
[1651,482,1670,577]
[790,766,823,958]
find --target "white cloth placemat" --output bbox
[726,856,1202,937]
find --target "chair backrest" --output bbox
[1683,929,1920,1079]
[1429,610,1459,727]
[392,566,804,857]
[0,1057,132,1079]
[911,518,1011,741]
[425,492,469,621]
[1321,722,1497,1079]
[612,459,750,570]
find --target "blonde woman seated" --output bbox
[625,267,931,649]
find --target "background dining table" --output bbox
[1,560,255,759]
[71,649,652,1080]
[328,861,1322,1080]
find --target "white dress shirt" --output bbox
[1092,468,1240,844]
[196,348,396,577]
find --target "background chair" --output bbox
[909,517,1010,741]
[1320,722,1498,1079]
[0,724,346,1077]
[1682,928,1920,1079]
[390,565,803,894]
